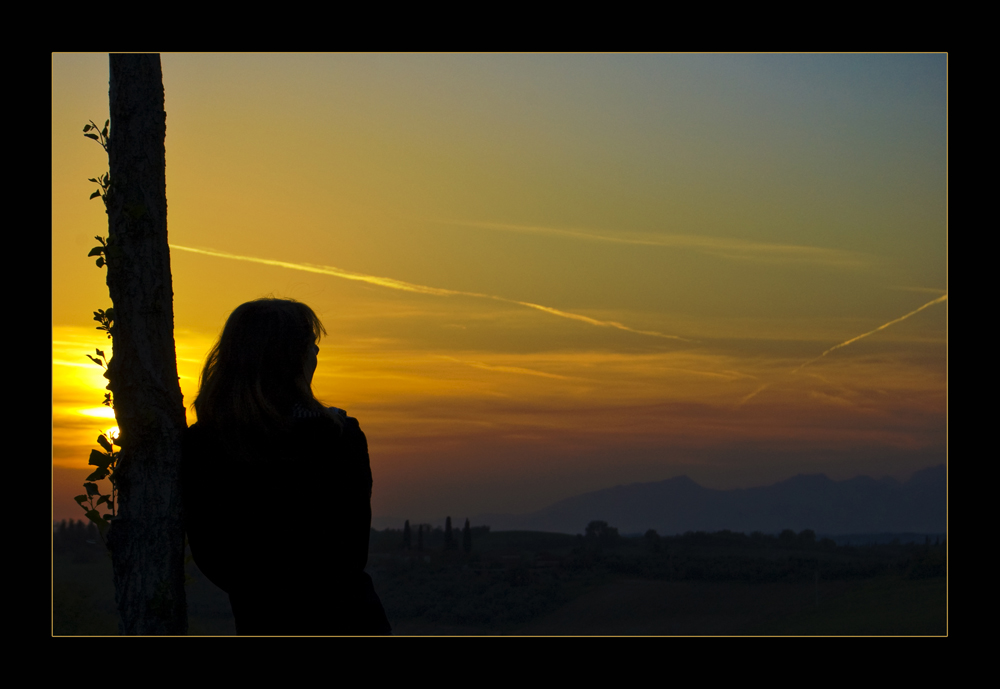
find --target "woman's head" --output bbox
[194,298,327,433]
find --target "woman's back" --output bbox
[183,411,391,635]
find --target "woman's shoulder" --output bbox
[183,421,214,449]
[290,403,357,429]
[183,421,234,453]
[292,407,364,441]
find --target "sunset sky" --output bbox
[52,53,947,528]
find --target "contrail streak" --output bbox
[512,301,681,339]
[170,244,689,341]
[437,356,575,380]
[791,294,947,374]
[739,294,947,407]
[171,244,473,297]
[738,383,770,406]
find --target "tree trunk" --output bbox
[105,53,188,635]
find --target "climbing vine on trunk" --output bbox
[75,119,120,546]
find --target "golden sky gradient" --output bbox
[52,54,946,527]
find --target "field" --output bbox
[52,525,946,635]
[514,577,945,635]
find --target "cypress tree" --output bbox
[444,516,455,550]
[402,520,411,550]
[462,518,472,553]
[417,524,424,552]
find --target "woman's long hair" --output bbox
[194,298,328,453]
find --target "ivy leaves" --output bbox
[86,347,109,369]
[88,173,111,208]
[83,119,109,152]
[84,121,111,210]
[93,308,114,339]
[79,118,118,546]
[88,235,108,268]
[86,431,118,481]
[75,430,121,538]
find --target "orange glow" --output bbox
[52,54,946,525]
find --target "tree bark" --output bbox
[105,53,188,635]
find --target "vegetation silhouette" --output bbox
[360,520,944,634]
[55,517,945,635]
[444,516,457,551]
[77,117,119,544]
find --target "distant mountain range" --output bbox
[463,465,946,536]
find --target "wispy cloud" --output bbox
[446,220,868,268]
[52,360,98,369]
[171,244,690,342]
[887,285,948,295]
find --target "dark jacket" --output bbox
[182,412,391,635]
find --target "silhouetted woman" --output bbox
[182,298,391,635]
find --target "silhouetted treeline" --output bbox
[574,525,946,582]
[54,516,945,635]
[361,520,945,632]
[371,520,490,554]
[53,519,104,563]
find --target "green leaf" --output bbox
[96,257,105,268]
[74,495,89,505]
[85,133,99,141]
[88,177,98,183]
[96,349,105,358]
[97,435,113,452]
[88,247,104,257]
[84,482,100,497]
[83,125,92,132]
[90,190,101,200]
[104,119,109,129]
[86,355,102,366]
